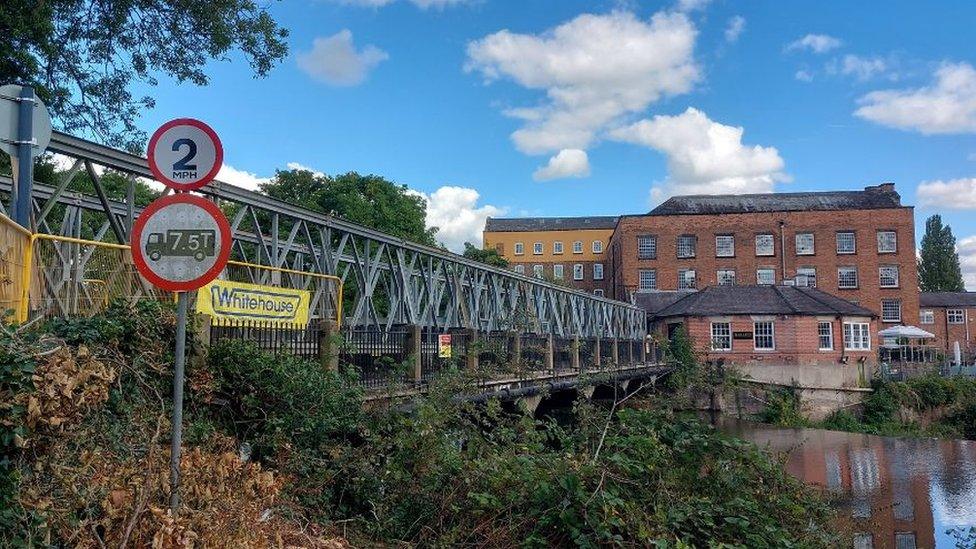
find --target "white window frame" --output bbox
[533,242,543,255]
[572,241,583,254]
[877,231,897,254]
[879,265,899,288]
[881,299,902,323]
[678,269,696,290]
[711,322,732,351]
[532,264,544,278]
[514,264,524,274]
[553,264,564,279]
[836,231,856,254]
[755,234,775,257]
[754,321,775,350]
[818,321,834,351]
[756,268,776,286]
[593,289,604,297]
[838,267,858,289]
[677,235,696,259]
[573,263,584,281]
[717,269,736,286]
[593,263,604,280]
[843,322,871,351]
[795,233,815,255]
[637,235,657,259]
[796,267,817,288]
[514,242,524,256]
[592,240,603,254]
[715,235,735,258]
[920,310,935,324]
[948,309,965,324]
[553,241,564,254]
[638,269,657,291]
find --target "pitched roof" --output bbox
[484,216,619,233]
[644,285,875,319]
[633,291,697,316]
[648,184,903,216]
[920,292,976,308]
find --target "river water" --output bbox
[713,417,976,548]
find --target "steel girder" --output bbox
[2,131,646,340]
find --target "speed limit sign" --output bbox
[147,118,223,191]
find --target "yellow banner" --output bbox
[197,279,310,326]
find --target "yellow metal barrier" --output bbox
[17,233,342,327]
[0,213,31,322]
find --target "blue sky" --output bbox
[128,0,976,285]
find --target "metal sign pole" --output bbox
[169,290,189,514]
[14,86,35,228]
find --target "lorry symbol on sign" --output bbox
[146,229,216,262]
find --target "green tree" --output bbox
[918,214,965,292]
[261,168,438,247]
[0,0,288,150]
[462,243,509,268]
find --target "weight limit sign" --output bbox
[131,193,231,292]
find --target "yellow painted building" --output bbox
[482,216,618,295]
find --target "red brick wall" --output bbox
[610,206,918,332]
[919,306,976,357]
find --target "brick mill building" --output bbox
[483,216,617,295]
[919,292,976,360]
[608,183,919,333]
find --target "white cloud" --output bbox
[533,149,591,181]
[216,164,270,192]
[296,30,388,86]
[724,16,745,43]
[609,107,788,202]
[795,69,814,82]
[285,162,325,178]
[465,10,699,155]
[916,177,976,209]
[855,62,976,134]
[410,186,505,252]
[676,0,710,12]
[958,236,976,290]
[786,34,842,54]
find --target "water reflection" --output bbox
[713,417,976,548]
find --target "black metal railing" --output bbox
[210,320,319,360]
[340,325,410,389]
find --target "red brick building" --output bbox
[919,292,976,360]
[640,285,878,369]
[609,184,918,334]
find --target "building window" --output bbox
[553,241,563,254]
[711,322,732,351]
[533,242,543,255]
[593,263,604,280]
[818,321,834,350]
[838,267,858,289]
[836,231,856,254]
[637,235,657,259]
[638,269,657,291]
[877,231,897,253]
[879,265,899,288]
[678,269,696,290]
[844,322,871,350]
[894,533,916,549]
[677,235,696,258]
[882,299,902,323]
[514,264,524,274]
[592,240,603,254]
[553,264,564,279]
[796,267,817,287]
[715,235,735,257]
[755,234,775,256]
[948,309,965,324]
[920,310,935,324]
[532,265,544,278]
[795,233,815,255]
[756,268,776,285]
[593,289,604,297]
[573,264,584,281]
[717,269,736,286]
[573,241,583,254]
[514,242,524,255]
[754,321,775,350]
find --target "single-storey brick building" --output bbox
[919,292,976,361]
[638,285,878,369]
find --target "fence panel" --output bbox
[554,337,575,373]
[521,334,550,375]
[340,325,410,389]
[210,319,319,360]
[0,214,30,321]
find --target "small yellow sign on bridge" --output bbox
[196,279,310,326]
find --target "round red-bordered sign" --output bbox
[147,118,223,191]
[132,193,231,292]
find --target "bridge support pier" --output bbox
[627,339,634,366]
[519,394,543,415]
[466,329,479,372]
[546,334,554,375]
[594,338,601,369]
[318,319,339,372]
[612,338,619,367]
[572,336,580,373]
[641,337,648,364]
[407,325,422,385]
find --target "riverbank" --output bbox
[2,303,839,547]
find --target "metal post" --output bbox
[14,86,35,228]
[170,291,189,514]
